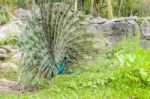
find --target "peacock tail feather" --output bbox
[19,0,91,83]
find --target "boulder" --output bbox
[86,21,113,34]
[89,17,106,24]
[124,16,137,21]
[106,35,122,48]
[0,48,7,54]
[14,8,32,21]
[0,21,21,39]
[111,22,135,36]
[141,21,150,39]
[0,54,6,61]
[0,46,13,53]
[12,52,22,63]
[141,39,150,48]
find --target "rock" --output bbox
[0,54,6,61]
[101,22,113,33]
[0,34,7,39]
[127,20,137,25]
[112,22,129,35]
[0,46,13,53]
[14,8,32,21]
[12,52,22,63]
[86,21,113,34]
[0,64,4,69]
[113,17,124,22]
[89,17,106,24]
[86,24,100,33]
[0,21,21,39]
[0,63,18,72]
[0,48,7,54]
[141,21,150,39]
[124,16,137,20]
[106,35,122,48]
[111,21,136,37]
[141,39,150,48]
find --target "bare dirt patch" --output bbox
[0,79,37,94]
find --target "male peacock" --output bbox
[19,0,91,83]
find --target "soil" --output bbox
[0,79,37,94]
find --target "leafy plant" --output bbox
[112,33,150,88]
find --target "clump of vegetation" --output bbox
[112,35,150,89]
[0,34,17,45]
[0,68,17,80]
[0,0,16,9]
[0,6,11,25]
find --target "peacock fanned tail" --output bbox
[19,0,90,83]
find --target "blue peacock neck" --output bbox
[55,57,66,74]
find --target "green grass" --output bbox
[1,63,150,99]
[0,34,17,45]
[1,34,150,99]
[0,6,11,25]
[0,68,17,80]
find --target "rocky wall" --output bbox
[86,16,150,48]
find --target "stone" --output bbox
[127,20,137,25]
[14,8,32,21]
[101,22,113,33]
[86,16,150,48]
[141,39,150,48]
[106,35,122,48]
[0,48,7,54]
[0,46,13,53]
[0,21,21,39]
[113,17,124,22]
[86,21,113,34]
[0,34,7,39]
[124,16,137,20]
[12,52,22,63]
[0,54,6,61]
[0,64,5,69]
[111,21,136,36]
[141,21,150,39]
[86,24,100,33]
[89,17,106,24]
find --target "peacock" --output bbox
[19,0,91,83]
